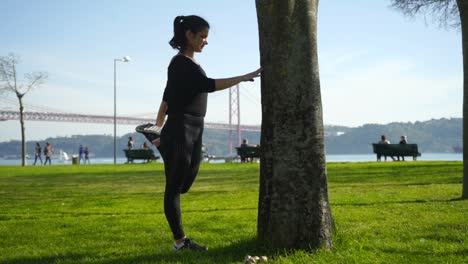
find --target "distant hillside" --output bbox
[325,118,462,154]
[0,118,462,158]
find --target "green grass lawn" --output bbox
[0,161,467,264]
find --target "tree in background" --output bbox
[390,0,468,199]
[256,0,334,249]
[0,53,48,166]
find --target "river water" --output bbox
[0,153,462,166]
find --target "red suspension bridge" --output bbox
[0,110,260,131]
[1,85,261,153]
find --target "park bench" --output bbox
[123,149,158,163]
[372,144,421,161]
[236,146,261,162]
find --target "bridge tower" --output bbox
[229,84,241,154]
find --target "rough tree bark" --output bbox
[256,0,334,249]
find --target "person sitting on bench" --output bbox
[377,134,395,161]
[240,138,253,162]
[398,135,408,161]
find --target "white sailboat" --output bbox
[59,150,70,163]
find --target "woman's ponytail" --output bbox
[169,16,185,50]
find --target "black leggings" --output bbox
[159,114,204,240]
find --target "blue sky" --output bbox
[0,0,462,142]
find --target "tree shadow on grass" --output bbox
[1,239,275,264]
[333,197,465,207]
[100,238,273,264]
[0,254,87,264]
[381,248,468,258]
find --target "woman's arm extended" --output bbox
[215,67,262,91]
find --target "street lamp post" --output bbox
[113,56,131,164]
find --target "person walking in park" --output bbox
[84,146,90,164]
[79,144,85,164]
[154,15,261,251]
[33,142,43,165]
[127,137,134,163]
[43,142,53,165]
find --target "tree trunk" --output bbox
[458,0,468,199]
[256,0,334,249]
[18,96,26,167]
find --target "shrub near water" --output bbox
[0,161,466,263]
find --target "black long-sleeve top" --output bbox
[162,55,216,117]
